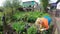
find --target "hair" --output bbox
[35,18,40,25]
[35,18,43,30]
[35,18,43,26]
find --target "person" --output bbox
[44,16,52,25]
[35,16,52,32]
[56,2,60,17]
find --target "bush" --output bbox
[28,17,37,23]
[12,12,26,21]
[0,12,3,25]
[27,12,50,23]
[12,21,26,32]
[0,26,3,31]
[12,11,50,23]
[27,25,37,34]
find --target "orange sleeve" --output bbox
[43,18,49,30]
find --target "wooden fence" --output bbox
[48,10,60,34]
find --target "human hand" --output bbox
[40,29,45,32]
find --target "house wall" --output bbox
[22,1,40,11]
[23,2,34,7]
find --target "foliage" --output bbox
[3,0,21,8]
[41,0,49,11]
[0,12,3,33]
[12,0,20,8]
[12,11,50,23]
[3,0,12,7]
[12,12,26,21]
[0,12,3,25]
[27,25,37,34]
[0,26,3,31]
[12,21,26,32]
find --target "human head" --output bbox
[35,18,43,25]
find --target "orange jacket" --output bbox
[35,18,49,30]
[41,18,49,30]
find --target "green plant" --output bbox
[12,11,50,23]
[28,17,37,23]
[0,32,3,34]
[27,25,37,34]
[0,12,3,25]
[3,0,20,8]
[41,0,48,12]
[12,21,26,32]
[12,12,25,21]
[0,26,3,32]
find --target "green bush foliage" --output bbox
[27,25,37,34]
[12,11,50,23]
[12,21,26,32]
[41,0,48,11]
[0,26,3,31]
[0,12,3,25]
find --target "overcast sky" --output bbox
[0,0,5,6]
[0,0,58,6]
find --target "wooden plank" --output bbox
[55,17,60,34]
[55,28,58,34]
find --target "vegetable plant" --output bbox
[27,25,37,34]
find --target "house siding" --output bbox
[22,1,36,7]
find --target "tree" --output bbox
[3,0,12,8]
[3,0,21,8]
[41,0,49,12]
[3,0,21,15]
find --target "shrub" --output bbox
[0,12,3,25]
[27,12,50,23]
[12,21,26,32]
[12,11,50,23]
[28,17,37,23]
[12,12,26,21]
[0,26,3,31]
[27,25,37,34]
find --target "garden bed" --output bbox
[10,11,53,34]
[0,11,53,34]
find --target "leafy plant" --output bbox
[12,21,26,32]
[41,0,48,11]
[0,26,3,31]
[0,12,3,25]
[28,17,37,23]
[12,11,50,22]
[27,25,37,34]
